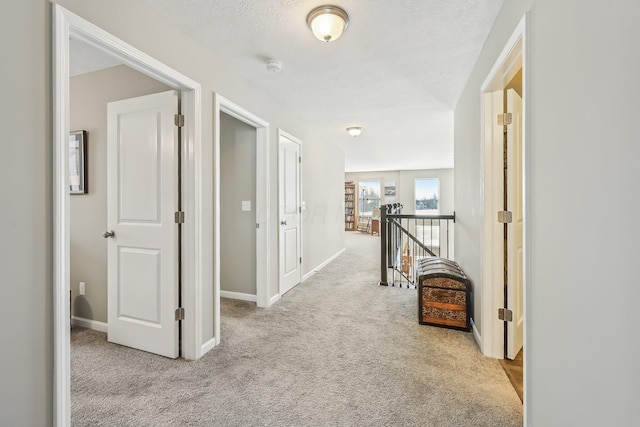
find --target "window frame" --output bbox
[414,178,440,215]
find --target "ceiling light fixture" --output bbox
[266,59,282,72]
[346,126,363,137]
[307,5,350,42]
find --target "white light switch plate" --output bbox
[242,201,251,211]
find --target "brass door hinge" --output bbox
[497,211,513,224]
[498,308,513,322]
[497,113,512,126]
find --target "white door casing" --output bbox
[278,131,302,295]
[55,6,205,424]
[480,15,528,365]
[107,90,179,359]
[506,88,524,360]
[215,94,271,312]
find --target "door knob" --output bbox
[103,230,115,238]
[280,220,287,226]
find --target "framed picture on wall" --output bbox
[69,130,88,194]
[384,182,396,204]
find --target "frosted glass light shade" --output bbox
[346,126,363,137]
[307,5,349,42]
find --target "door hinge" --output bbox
[299,156,302,163]
[299,257,302,264]
[256,223,260,229]
[299,206,302,213]
[175,211,185,224]
[498,308,513,322]
[497,210,513,224]
[497,113,512,126]
[175,307,185,321]
[174,114,185,127]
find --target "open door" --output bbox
[278,133,302,295]
[506,88,524,360]
[106,90,180,358]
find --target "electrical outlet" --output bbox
[79,282,86,296]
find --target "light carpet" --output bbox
[71,231,522,426]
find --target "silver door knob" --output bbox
[280,220,287,226]
[103,230,115,238]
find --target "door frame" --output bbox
[479,12,530,407]
[277,129,303,294]
[214,94,271,318]
[53,5,204,425]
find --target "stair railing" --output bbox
[379,204,455,288]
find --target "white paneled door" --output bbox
[506,88,524,360]
[278,134,302,295]
[107,90,180,358]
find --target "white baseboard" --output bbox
[201,337,217,355]
[220,290,257,302]
[71,316,108,333]
[268,293,281,306]
[471,318,482,351]
[302,247,346,282]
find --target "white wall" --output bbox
[455,0,640,425]
[345,169,454,215]
[301,136,346,275]
[220,112,257,296]
[70,65,171,323]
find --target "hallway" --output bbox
[71,232,522,426]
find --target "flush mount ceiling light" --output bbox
[266,59,282,72]
[307,5,350,42]
[346,126,363,137]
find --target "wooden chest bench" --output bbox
[417,258,471,332]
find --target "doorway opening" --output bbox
[219,112,258,303]
[479,14,529,406]
[53,5,205,425]
[68,63,172,335]
[214,94,272,346]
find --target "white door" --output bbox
[106,90,180,358]
[506,88,524,360]
[278,134,302,295]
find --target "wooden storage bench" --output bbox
[417,258,471,331]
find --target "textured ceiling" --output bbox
[137,1,505,171]
[69,38,122,77]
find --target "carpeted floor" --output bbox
[71,231,522,426]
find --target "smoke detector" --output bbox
[266,59,282,72]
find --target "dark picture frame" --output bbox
[69,130,88,194]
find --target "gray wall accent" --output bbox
[455,0,640,425]
[0,1,344,423]
[70,65,171,323]
[5,0,640,424]
[55,0,344,348]
[220,112,257,296]
[0,1,51,425]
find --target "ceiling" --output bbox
[74,0,504,172]
[70,38,122,77]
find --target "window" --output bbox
[358,181,380,217]
[415,178,439,215]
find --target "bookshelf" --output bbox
[345,182,356,231]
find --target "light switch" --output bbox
[242,201,251,211]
